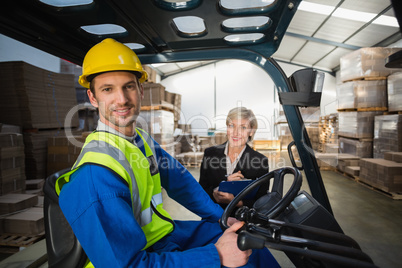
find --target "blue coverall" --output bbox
[59,130,280,267]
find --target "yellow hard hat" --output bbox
[78,38,148,88]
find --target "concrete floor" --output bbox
[1,151,401,267]
[164,151,402,268]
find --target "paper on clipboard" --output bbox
[218,179,259,199]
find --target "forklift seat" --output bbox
[43,169,87,268]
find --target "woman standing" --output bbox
[199,107,270,212]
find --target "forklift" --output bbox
[0,0,383,267]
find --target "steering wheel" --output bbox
[220,167,302,230]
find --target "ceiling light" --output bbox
[298,2,399,28]
[373,15,400,28]
[297,2,334,16]
[333,8,376,23]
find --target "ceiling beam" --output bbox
[285,32,361,50]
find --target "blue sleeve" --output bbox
[59,165,220,268]
[139,135,223,222]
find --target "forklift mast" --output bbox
[0,0,332,213]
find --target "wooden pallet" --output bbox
[337,107,387,112]
[338,135,373,142]
[343,76,387,82]
[383,111,402,115]
[181,162,201,168]
[336,170,359,181]
[141,102,175,112]
[0,232,45,253]
[319,166,337,171]
[355,178,402,200]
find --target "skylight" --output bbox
[222,16,271,31]
[224,33,265,44]
[298,2,399,28]
[172,16,206,36]
[80,24,127,35]
[220,0,275,10]
[39,0,93,7]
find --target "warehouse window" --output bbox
[224,33,264,44]
[80,24,127,35]
[172,16,206,37]
[222,16,271,32]
[39,0,93,7]
[219,0,275,10]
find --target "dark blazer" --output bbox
[199,142,270,212]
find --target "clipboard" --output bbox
[218,179,260,200]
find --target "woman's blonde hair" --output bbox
[226,107,258,141]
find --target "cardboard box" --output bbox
[137,110,174,144]
[316,153,359,169]
[0,133,26,195]
[142,82,165,106]
[387,72,402,112]
[359,158,402,193]
[24,129,63,180]
[0,123,21,134]
[373,114,402,159]
[0,194,38,215]
[340,47,402,82]
[384,152,402,163]
[143,65,157,83]
[2,207,44,235]
[337,158,360,172]
[339,137,372,158]
[47,135,85,176]
[0,61,79,129]
[323,143,339,154]
[337,80,387,110]
[344,166,360,177]
[176,152,204,166]
[338,111,382,139]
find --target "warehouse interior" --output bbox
[0,0,402,267]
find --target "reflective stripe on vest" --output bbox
[56,129,174,249]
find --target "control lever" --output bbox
[237,231,266,251]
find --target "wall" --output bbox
[161,60,337,139]
[0,34,60,73]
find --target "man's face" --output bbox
[87,71,143,136]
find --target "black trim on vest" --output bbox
[150,202,175,230]
[147,155,159,176]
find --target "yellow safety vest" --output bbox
[56,129,174,267]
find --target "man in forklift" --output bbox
[55,38,280,267]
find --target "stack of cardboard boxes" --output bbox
[276,107,320,152]
[47,134,86,176]
[332,47,402,196]
[318,113,339,152]
[0,131,25,195]
[0,193,44,251]
[0,61,80,250]
[0,61,79,181]
[139,82,183,157]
